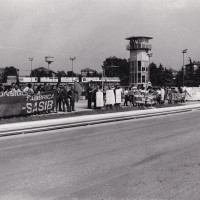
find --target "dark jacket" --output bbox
[67,88,78,102]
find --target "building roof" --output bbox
[185,61,200,67]
[125,36,153,40]
[81,68,95,72]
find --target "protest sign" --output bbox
[115,89,122,104]
[185,87,200,101]
[23,91,56,114]
[0,91,56,117]
[96,91,104,107]
[106,89,115,105]
[0,91,26,117]
[135,94,145,104]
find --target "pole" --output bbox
[72,59,73,82]
[147,53,152,90]
[29,57,33,83]
[182,49,187,86]
[70,57,76,82]
[183,52,184,86]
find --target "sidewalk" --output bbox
[0,100,200,137]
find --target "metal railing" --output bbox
[126,43,152,50]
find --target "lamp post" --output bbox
[29,57,33,82]
[70,57,76,82]
[147,53,152,89]
[182,49,187,86]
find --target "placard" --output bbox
[115,89,122,104]
[96,91,104,107]
[106,90,115,105]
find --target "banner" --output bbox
[106,90,115,105]
[135,94,145,104]
[0,91,26,117]
[96,91,104,107]
[185,87,200,101]
[23,91,56,114]
[0,91,56,117]
[115,89,122,104]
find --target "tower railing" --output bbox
[126,43,152,50]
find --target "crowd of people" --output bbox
[87,84,122,109]
[86,83,189,109]
[0,82,78,113]
[0,81,190,115]
[123,85,189,107]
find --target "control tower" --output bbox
[126,36,153,86]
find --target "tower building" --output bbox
[126,36,153,86]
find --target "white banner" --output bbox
[185,87,200,101]
[115,89,122,104]
[61,77,79,82]
[96,92,104,107]
[106,90,115,105]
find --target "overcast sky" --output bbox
[0,0,199,75]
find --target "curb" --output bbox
[0,105,200,137]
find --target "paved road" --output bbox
[1,110,200,200]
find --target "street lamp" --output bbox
[70,57,76,82]
[182,49,187,86]
[29,57,33,82]
[147,53,152,89]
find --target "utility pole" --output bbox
[182,49,187,86]
[70,57,76,82]
[29,57,33,82]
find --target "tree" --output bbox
[194,66,200,87]
[31,67,57,78]
[2,66,19,83]
[93,70,99,77]
[57,70,67,78]
[149,63,174,86]
[102,57,129,85]
[67,71,76,77]
[149,62,159,86]
[185,65,195,86]
[175,69,183,87]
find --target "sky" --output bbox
[0,0,200,76]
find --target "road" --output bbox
[1,110,200,200]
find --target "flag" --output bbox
[74,81,84,102]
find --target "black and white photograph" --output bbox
[0,0,200,199]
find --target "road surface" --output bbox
[1,110,200,199]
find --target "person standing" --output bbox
[128,87,134,107]
[14,84,22,92]
[68,85,78,111]
[56,86,62,112]
[87,83,94,109]
[91,85,98,109]
[168,87,172,104]
[61,85,70,112]
[161,86,165,104]
[23,83,34,95]
[123,87,129,106]
[156,87,161,105]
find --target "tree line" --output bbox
[2,57,200,87]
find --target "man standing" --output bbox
[87,82,94,109]
[56,85,62,112]
[61,85,70,112]
[68,85,78,111]
[23,83,34,95]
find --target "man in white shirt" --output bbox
[23,83,34,95]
